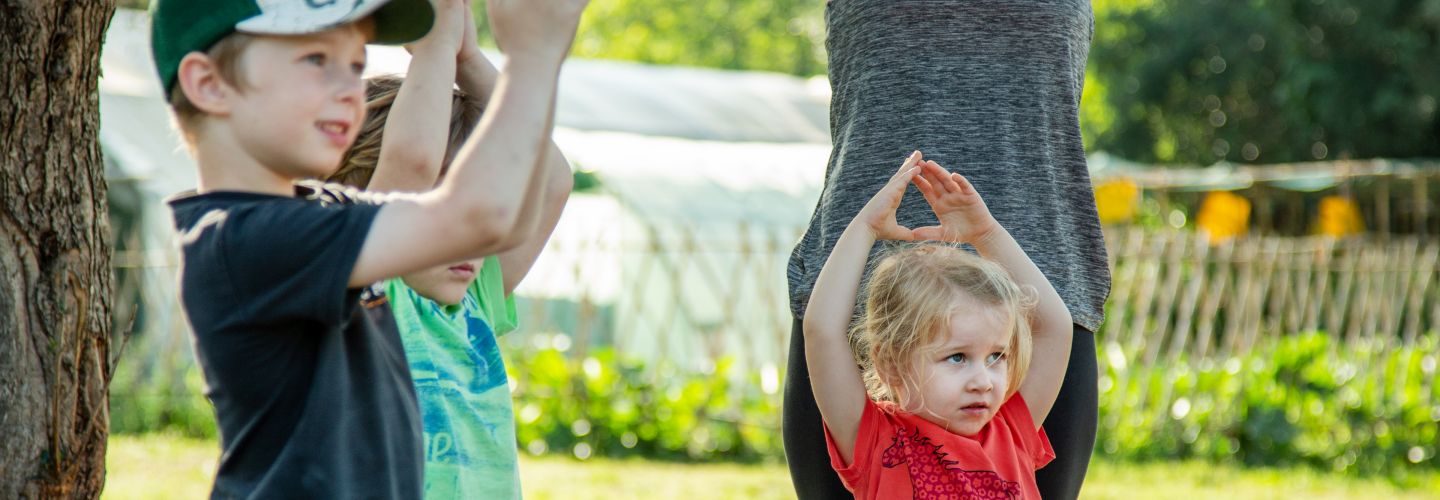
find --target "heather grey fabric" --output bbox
[788,0,1110,331]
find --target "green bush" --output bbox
[109,329,1438,482]
[109,358,217,439]
[510,331,1439,481]
[508,344,783,463]
[1097,331,1439,479]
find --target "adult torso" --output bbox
[790,0,1110,330]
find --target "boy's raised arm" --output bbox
[454,12,574,294]
[348,0,587,287]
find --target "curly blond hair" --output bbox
[856,244,1036,408]
[329,74,485,189]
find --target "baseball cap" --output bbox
[150,0,436,99]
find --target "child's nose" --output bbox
[337,76,363,101]
[964,374,994,392]
[328,67,364,103]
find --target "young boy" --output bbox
[327,1,572,496]
[150,0,586,497]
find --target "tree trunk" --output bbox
[0,1,116,498]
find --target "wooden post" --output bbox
[1195,239,1236,359]
[1402,240,1438,346]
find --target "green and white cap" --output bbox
[151,0,435,99]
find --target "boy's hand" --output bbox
[911,159,1001,244]
[457,1,484,65]
[855,151,923,241]
[488,0,588,61]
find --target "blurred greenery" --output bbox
[114,0,1438,164]
[1097,331,1440,482]
[508,343,784,463]
[1087,0,1440,164]
[470,0,826,76]
[109,331,1440,482]
[108,350,218,440]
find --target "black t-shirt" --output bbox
[168,182,421,499]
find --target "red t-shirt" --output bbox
[825,394,1055,500]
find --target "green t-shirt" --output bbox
[386,256,520,499]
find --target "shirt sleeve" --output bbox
[470,255,518,335]
[217,199,382,328]
[999,394,1056,470]
[823,398,886,493]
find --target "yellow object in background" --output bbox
[1315,195,1365,237]
[1095,178,1141,224]
[1196,191,1251,243]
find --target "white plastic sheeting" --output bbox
[100,9,831,373]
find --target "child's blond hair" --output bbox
[329,74,484,189]
[856,244,1036,408]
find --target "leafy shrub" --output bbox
[109,358,217,439]
[109,328,1438,482]
[1096,331,1439,480]
[509,342,783,463]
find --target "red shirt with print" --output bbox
[824,394,1054,500]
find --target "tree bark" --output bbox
[0,1,116,498]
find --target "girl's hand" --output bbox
[855,151,924,241]
[911,160,1001,244]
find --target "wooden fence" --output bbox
[1103,227,1440,365]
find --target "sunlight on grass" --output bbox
[104,434,1440,499]
[103,434,217,500]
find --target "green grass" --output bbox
[103,434,1440,499]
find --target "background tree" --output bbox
[0,1,117,497]
[1088,0,1440,164]
[472,0,827,76]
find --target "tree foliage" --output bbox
[1087,0,1440,164]
[472,0,827,76]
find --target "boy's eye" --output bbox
[351,61,366,75]
[986,352,1005,366]
[302,53,326,66]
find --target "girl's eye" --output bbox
[986,352,1005,366]
[945,353,967,365]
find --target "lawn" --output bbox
[102,434,1440,499]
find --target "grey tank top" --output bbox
[789,0,1111,331]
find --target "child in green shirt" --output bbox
[328,1,572,497]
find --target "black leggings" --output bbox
[782,318,1098,499]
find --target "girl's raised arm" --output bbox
[803,151,923,465]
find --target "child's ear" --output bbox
[177,52,234,116]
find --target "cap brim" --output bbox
[235,0,434,45]
[369,0,436,45]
